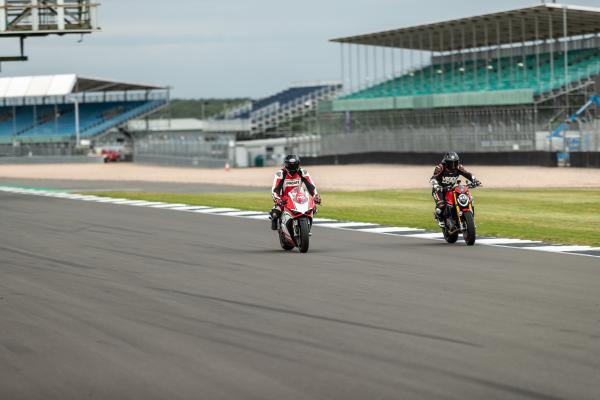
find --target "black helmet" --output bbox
[284,154,300,174]
[442,152,460,171]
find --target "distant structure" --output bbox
[318,3,600,158]
[0,0,100,67]
[0,74,168,156]
[216,82,342,137]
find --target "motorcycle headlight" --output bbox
[457,194,470,207]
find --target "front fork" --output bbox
[454,193,465,232]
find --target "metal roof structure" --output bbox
[0,0,100,37]
[331,3,600,51]
[0,74,167,99]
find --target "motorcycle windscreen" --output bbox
[287,187,311,214]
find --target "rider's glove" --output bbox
[433,184,443,193]
[472,178,482,187]
[314,193,322,205]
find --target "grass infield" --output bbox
[83,189,600,247]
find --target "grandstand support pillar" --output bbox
[12,106,16,137]
[535,15,540,84]
[429,30,434,88]
[496,20,501,85]
[348,44,353,93]
[484,23,489,89]
[339,43,345,94]
[521,18,527,81]
[549,14,554,85]
[472,24,477,85]
[438,30,442,88]
[356,42,361,90]
[419,32,424,90]
[450,28,455,87]
[508,18,513,84]
[563,7,569,91]
[409,33,414,89]
[461,25,466,87]
[74,99,80,147]
[364,45,369,90]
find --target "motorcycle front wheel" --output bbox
[296,217,310,253]
[462,211,476,246]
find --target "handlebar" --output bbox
[437,181,481,192]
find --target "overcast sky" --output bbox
[2,0,600,98]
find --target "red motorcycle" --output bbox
[277,187,316,253]
[439,180,480,246]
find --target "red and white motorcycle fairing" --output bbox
[278,187,315,253]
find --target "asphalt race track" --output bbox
[0,191,599,400]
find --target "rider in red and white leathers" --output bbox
[269,154,321,230]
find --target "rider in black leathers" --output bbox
[430,152,481,228]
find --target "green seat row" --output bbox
[342,48,600,100]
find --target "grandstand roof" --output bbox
[331,3,600,51]
[0,74,167,99]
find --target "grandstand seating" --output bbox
[0,100,166,141]
[216,83,342,135]
[343,48,600,100]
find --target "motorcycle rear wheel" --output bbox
[462,211,476,246]
[443,228,459,244]
[297,217,310,253]
[278,225,294,251]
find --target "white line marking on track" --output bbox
[312,218,338,223]
[245,214,270,220]
[356,227,425,234]
[476,238,542,245]
[109,200,155,205]
[129,201,169,206]
[165,205,211,211]
[523,245,597,253]
[149,203,190,208]
[405,233,445,240]
[219,211,266,216]
[316,222,379,229]
[191,208,239,214]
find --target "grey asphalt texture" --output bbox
[0,178,266,193]
[0,191,599,400]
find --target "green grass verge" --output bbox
[82,189,600,247]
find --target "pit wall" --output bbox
[301,151,559,167]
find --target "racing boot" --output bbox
[269,208,281,231]
[434,208,446,228]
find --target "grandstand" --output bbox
[315,3,600,158]
[0,74,168,156]
[217,82,342,136]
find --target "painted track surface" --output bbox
[0,178,266,193]
[0,192,599,400]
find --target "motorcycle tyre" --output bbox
[278,224,294,251]
[443,228,459,244]
[297,217,310,253]
[462,211,476,246]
